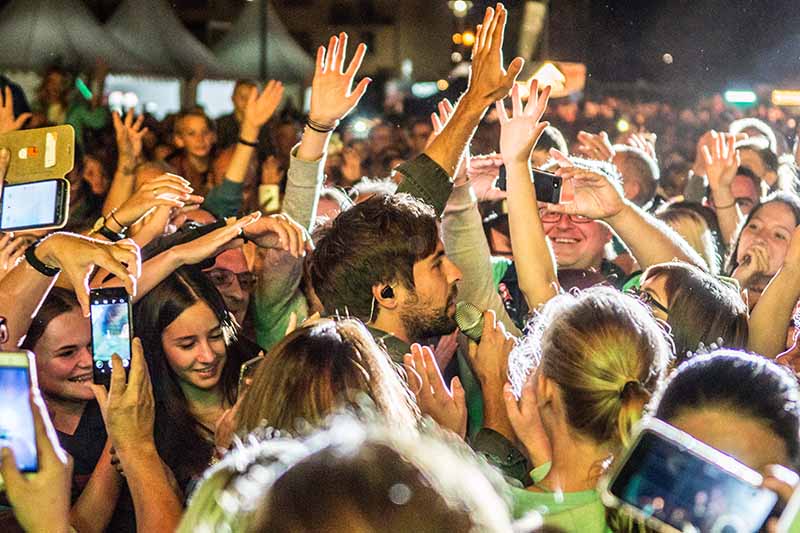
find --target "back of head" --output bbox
[511,287,672,448]
[178,417,514,533]
[21,287,80,350]
[309,193,438,320]
[653,350,800,468]
[655,206,720,273]
[236,318,418,434]
[613,144,660,206]
[729,118,778,155]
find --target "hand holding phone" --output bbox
[90,287,133,386]
[0,351,38,472]
[0,178,69,232]
[495,165,563,204]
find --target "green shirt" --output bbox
[511,487,611,533]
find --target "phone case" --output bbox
[0,177,70,232]
[0,125,75,183]
[599,417,772,533]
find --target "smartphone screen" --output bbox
[610,428,777,532]
[0,353,37,472]
[0,179,67,231]
[90,288,132,385]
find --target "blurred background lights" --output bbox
[461,30,475,47]
[451,52,463,63]
[662,53,673,64]
[410,82,439,99]
[724,90,757,105]
[616,118,631,132]
[122,91,139,108]
[452,33,462,45]
[448,0,472,17]
[436,79,449,91]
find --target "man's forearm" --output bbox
[117,446,182,533]
[606,202,707,270]
[425,94,487,177]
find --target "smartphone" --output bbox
[600,417,778,533]
[90,287,133,385]
[0,125,75,183]
[495,166,563,204]
[0,351,38,472]
[0,178,69,231]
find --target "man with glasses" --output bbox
[204,247,257,330]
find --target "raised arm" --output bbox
[748,227,800,358]
[705,132,745,248]
[285,32,370,229]
[497,81,559,310]
[102,110,149,215]
[397,3,523,215]
[548,150,707,270]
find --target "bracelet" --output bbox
[24,241,61,277]
[306,117,339,133]
[715,200,737,210]
[98,225,124,242]
[108,209,128,233]
[238,137,258,148]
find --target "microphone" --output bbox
[455,302,484,342]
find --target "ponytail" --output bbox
[617,380,652,448]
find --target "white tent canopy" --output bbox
[213,1,313,84]
[0,0,149,73]
[106,0,229,79]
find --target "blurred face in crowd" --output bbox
[82,155,109,196]
[368,124,393,157]
[161,301,227,391]
[275,123,301,158]
[34,309,94,402]
[232,83,255,117]
[409,122,432,154]
[205,249,253,326]
[669,408,790,470]
[541,210,612,270]
[42,71,66,102]
[175,115,215,159]
[730,173,760,214]
[397,240,462,340]
[737,201,796,279]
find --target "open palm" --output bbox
[497,80,551,164]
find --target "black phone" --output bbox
[495,166,563,204]
[601,418,778,533]
[0,178,69,231]
[90,287,133,385]
[0,351,38,472]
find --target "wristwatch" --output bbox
[90,209,127,241]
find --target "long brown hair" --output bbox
[236,318,418,434]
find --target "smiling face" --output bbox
[33,308,94,402]
[542,213,612,270]
[736,201,796,279]
[161,302,227,392]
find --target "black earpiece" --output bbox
[380,285,394,299]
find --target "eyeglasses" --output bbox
[626,285,670,316]
[538,208,592,224]
[206,269,258,292]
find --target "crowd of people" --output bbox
[2,3,800,532]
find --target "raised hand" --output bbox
[404,343,467,438]
[112,110,148,163]
[0,390,71,533]
[241,80,284,136]
[627,132,657,161]
[0,232,26,282]
[545,150,626,221]
[425,98,455,150]
[0,86,31,134]
[90,338,155,455]
[172,212,261,266]
[577,130,615,162]
[114,173,198,228]
[693,130,747,176]
[468,309,516,387]
[703,131,740,202]
[504,372,552,470]
[36,233,141,315]
[467,3,524,107]
[243,213,312,258]
[497,80,551,165]
[309,32,371,127]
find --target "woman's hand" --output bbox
[90,338,155,457]
[0,390,72,533]
[704,131,739,203]
[36,233,141,316]
[114,173,198,228]
[112,110,148,164]
[0,86,31,134]
[308,32,371,127]
[497,80,551,166]
[468,309,516,388]
[733,244,770,287]
[241,80,284,139]
[504,372,552,469]
[242,213,313,258]
[0,232,27,282]
[544,151,627,221]
[172,213,261,266]
[404,343,467,439]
